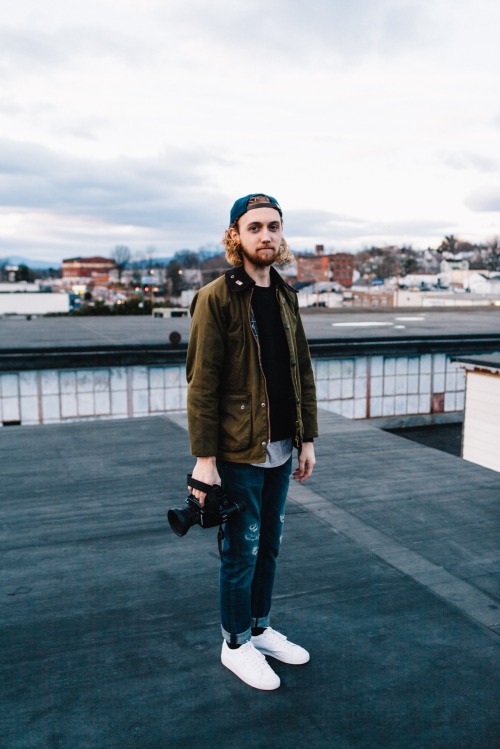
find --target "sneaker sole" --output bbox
[221,652,280,690]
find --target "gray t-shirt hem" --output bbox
[251,438,293,468]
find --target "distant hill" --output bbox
[0,255,61,270]
[129,250,224,268]
[0,249,224,271]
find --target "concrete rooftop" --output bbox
[2,307,500,350]
[1,411,499,749]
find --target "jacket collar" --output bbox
[224,265,297,294]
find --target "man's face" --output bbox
[230,207,283,270]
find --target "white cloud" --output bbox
[0,0,499,262]
[444,153,499,173]
[466,187,500,213]
[0,139,230,258]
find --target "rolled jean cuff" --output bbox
[221,625,252,646]
[252,615,271,629]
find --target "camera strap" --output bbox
[217,526,224,558]
[186,475,214,494]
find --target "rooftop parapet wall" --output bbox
[1,349,493,428]
[2,332,500,373]
[0,365,187,426]
[2,312,500,426]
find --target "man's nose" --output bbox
[261,230,271,243]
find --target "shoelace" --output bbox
[262,628,287,643]
[240,643,268,668]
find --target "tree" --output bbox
[372,255,397,279]
[200,253,230,283]
[438,235,459,254]
[145,245,157,271]
[399,249,419,276]
[485,237,500,272]
[354,246,385,277]
[17,264,35,282]
[166,260,185,297]
[173,250,200,269]
[111,245,131,282]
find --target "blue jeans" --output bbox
[217,456,292,645]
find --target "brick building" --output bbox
[62,257,117,283]
[296,246,355,287]
[331,253,355,287]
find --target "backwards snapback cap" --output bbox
[229,193,282,226]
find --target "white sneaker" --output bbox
[221,641,280,690]
[251,627,310,664]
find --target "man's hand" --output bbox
[292,442,316,483]
[188,457,221,506]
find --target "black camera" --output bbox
[167,475,245,537]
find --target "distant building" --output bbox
[0,281,40,293]
[457,355,500,473]
[0,291,70,316]
[62,256,117,283]
[296,246,355,287]
[465,273,500,295]
[440,267,490,288]
[331,253,355,288]
[440,255,469,274]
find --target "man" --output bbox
[186,193,318,690]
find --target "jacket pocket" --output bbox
[219,393,252,451]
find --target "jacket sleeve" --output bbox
[295,304,319,440]
[186,287,227,456]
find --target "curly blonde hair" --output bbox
[221,229,294,266]
[221,195,294,266]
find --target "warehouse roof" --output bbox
[2,308,500,371]
[2,307,500,349]
[455,353,500,372]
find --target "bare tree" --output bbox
[438,235,459,254]
[166,260,185,297]
[145,245,157,271]
[173,250,200,269]
[200,253,230,283]
[111,245,131,282]
[485,237,500,272]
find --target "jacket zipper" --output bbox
[277,289,301,446]
[248,288,271,445]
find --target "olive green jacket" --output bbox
[186,265,318,463]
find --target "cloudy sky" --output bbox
[1,0,499,263]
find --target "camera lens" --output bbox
[167,507,195,537]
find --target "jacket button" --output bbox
[261,402,266,408]
[240,404,245,410]
[296,398,301,404]
[284,323,290,330]
[261,441,266,446]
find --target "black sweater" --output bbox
[251,284,293,442]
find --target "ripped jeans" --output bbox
[217,455,292,645]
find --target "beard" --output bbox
[240,245,277,268]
